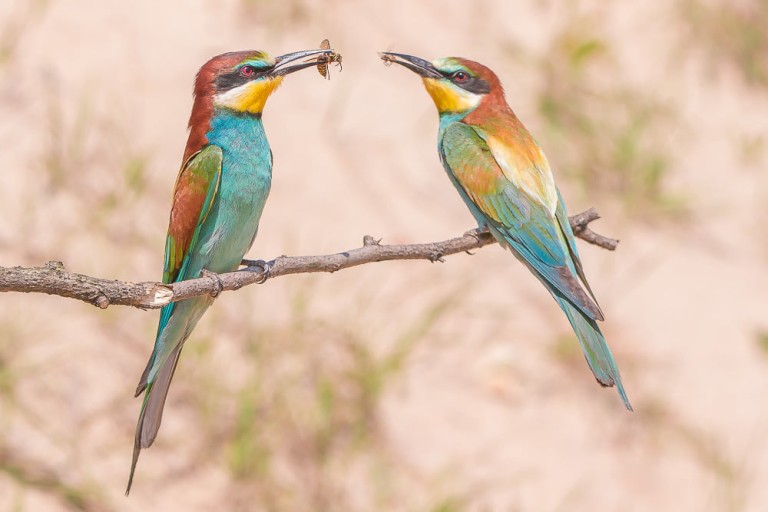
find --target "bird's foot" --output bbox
[463,227,492,255]
[201,269,224,298]
[463,226,491,242]
[242,259,271,284]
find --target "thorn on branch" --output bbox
[428,246,445,263]
[363,235,381,246]
[46,261,65,271]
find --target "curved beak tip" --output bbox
[378,52,441,79]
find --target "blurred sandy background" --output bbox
[1,0,768,510]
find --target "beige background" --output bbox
[1,0,767,510]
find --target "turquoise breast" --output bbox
[189,109,273,275]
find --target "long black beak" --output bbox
[273,49,335,76]
[379,52,443,79]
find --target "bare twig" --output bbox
[568,208,619,251]
[0,208,617,310]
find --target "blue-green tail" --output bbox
[125,342,184,495]
[555,295,632,410]
[125,298,205,495]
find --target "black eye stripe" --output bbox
[460,77,491,94]
[214,68,268,92]
[214,72,250,92]
[440,71,491,95]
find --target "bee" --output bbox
[380,53,396,66]
[317,39,342,80]
[379,46,398,66]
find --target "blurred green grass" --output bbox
[681,0,768,90]
[529,15,684,218]
[210,285,458,510]
[0,0,50,70]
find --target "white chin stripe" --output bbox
[456,88,482,109]
[213,82,255,109]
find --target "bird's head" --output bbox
[183,47,335,161]
[196,49,332,116]
[380,52,504,117]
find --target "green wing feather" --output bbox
[163,145,223,284]
[127,145,222,495]
[135,144,222,396]
[439,122,630,409]
[440,123,602,320]
[154,145,223,354]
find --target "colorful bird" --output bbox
[126,47,335,494]
[380,52,631,411]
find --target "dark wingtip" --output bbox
[125,443,140,496]
[555,265,604,321]
[125,417,144,495]
[594,374,633,412]
[127,384,151,495]
[616,381,633,412]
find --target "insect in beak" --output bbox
[314,39,343,80]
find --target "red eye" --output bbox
[240,66,255,77]
[453,71,469,83]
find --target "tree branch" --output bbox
[0,208,617,310]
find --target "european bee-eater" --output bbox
[380,52,631,411]
[126,47,335,494]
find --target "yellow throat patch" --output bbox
[214,76,284,114]
[422,78,481,114]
